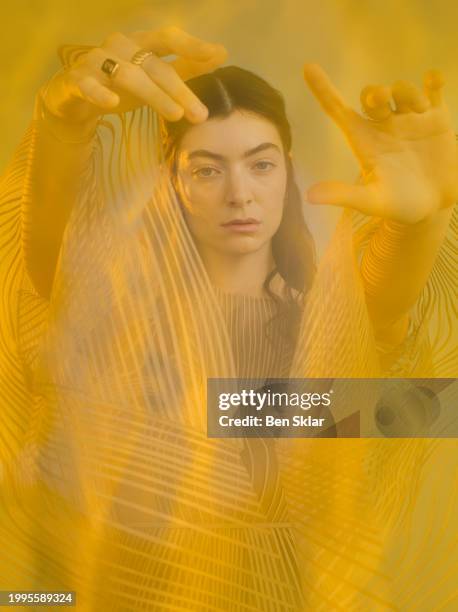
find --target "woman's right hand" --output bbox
[41,26,228,131]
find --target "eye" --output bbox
[192,166,221,179]
[252,160,276,172]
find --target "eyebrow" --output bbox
[186,142,281,162]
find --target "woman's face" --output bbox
[174,110,288,256]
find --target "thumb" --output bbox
[306,180,379,216]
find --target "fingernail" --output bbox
[190,103,208,120]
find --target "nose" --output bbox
[225,167,253,207]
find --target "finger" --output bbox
[170,50,228,81]
[303,63,350,129]
[86,49,185,121]
[87,49,184,121]
[424,69,445,107]
[113,61,185,121]
[392,80,430,113]
[142,53,208,123]
[131,26,227,62]
[100,33,211,123]
[74,73,120,109]
[360,85,392,121]
[306,180,380,216]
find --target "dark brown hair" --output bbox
[160,65,317,348]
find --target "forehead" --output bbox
[177,110,283,159]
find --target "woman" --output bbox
[1,26,457,610]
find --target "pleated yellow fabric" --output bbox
[0,91,457,612]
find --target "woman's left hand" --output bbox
[303,64,458,224]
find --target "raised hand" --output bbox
[41,26,227,129]
[303,64,458,224]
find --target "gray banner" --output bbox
[207,378,457,438]
[0,592,76,606]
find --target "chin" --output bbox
[221,236,266,255]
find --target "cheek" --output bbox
[263,176,288,225]
[177,176,222,219]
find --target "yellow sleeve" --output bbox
[352,204,457,377]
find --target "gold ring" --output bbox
[130,50,153,67]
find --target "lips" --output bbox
[221,217,260,227]
[221,218,261,234]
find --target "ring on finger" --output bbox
[101,58,120,78]
[130,49,154,67]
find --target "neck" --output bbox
[198,242,275,298]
